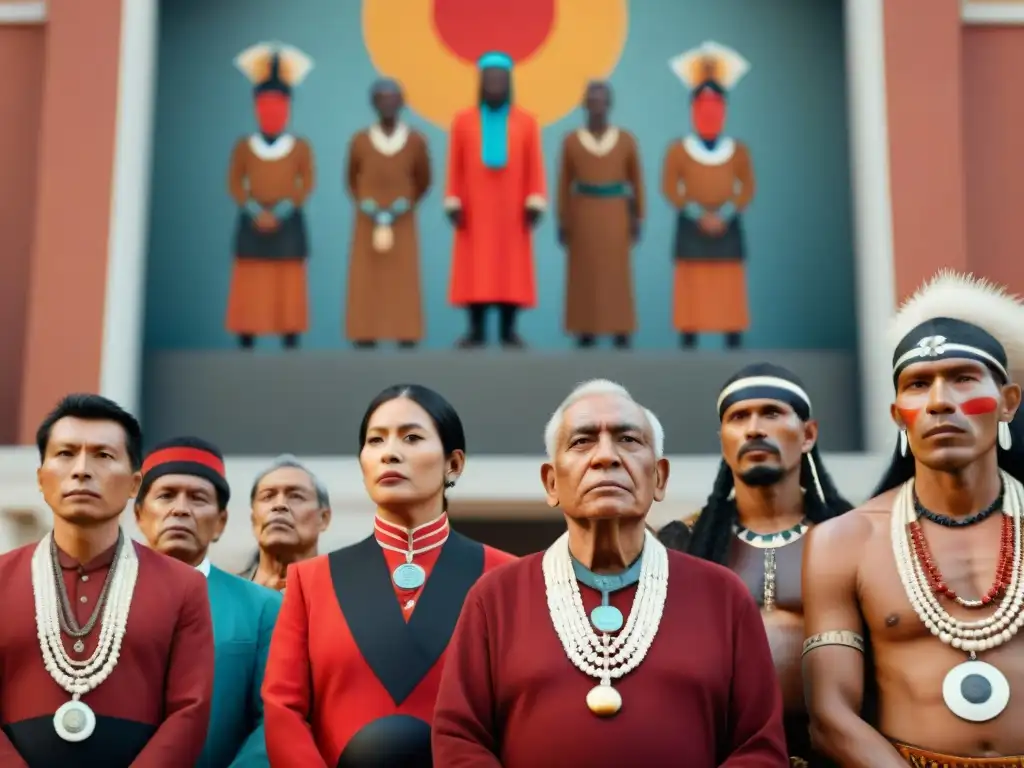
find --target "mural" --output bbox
[663,41,755,350]
[144,0,855,352]
[362,0,629,128]
[227,43,316,350]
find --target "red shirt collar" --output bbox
[374,513,449,550]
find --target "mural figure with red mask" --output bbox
[227,43,316,350]
[662,42,755,350]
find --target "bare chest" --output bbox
[729,536,805,613]
[861,521,1007,641]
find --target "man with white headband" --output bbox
[660,361,851,766]
[803,271,1024,765]
[432,379,787,765]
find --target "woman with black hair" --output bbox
[261,384,515,767]
[659,362,851,767]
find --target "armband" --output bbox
[801,630,864,657]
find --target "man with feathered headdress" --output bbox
[659,361,850,765]
[226,42,316,350]
[802,272,1024,764]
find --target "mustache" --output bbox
[738,439,781,458]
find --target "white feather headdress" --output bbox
[669,41,750,91]
[889,270,1024,376]
[234,42,314,88]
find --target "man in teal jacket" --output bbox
[135,436,281,767]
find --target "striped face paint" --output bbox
[961,396,999,416]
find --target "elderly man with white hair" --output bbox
[432,380,787,766]
[244,454,331,591]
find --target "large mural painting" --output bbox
[363,0,629,128]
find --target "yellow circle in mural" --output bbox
[362,0,629,128]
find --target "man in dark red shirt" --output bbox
[0,393,215,767]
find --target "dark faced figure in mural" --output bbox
[556,81,644,350]
[345,78,431,349]
[445,52,547,349]
[226,43,316,350]
[662,42,756,351]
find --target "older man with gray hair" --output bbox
[244,454,331,591]
[433,379,787,766]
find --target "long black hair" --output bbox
[684,447,852,566]
[872,411,1024,496]
[358,384,467,511]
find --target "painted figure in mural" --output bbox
[345,79,432,349]
[662,41,756,350]
[445,51,547,349]
[226,43,316,350]
[659,363,852,766]
[556,82,644,350]
[135,436,281,768]
[804,272,1024,765]
[0,395,214,767]
[432,380,788,765]
[262,384,515,766]
[243,455,331,593]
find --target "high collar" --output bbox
[196,558,211,578]
[55,537,121,573]
[374,512,449,550]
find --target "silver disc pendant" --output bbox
[392,562,426,590]
[942,660,1010,722]
[73,640,85,654]
[53,700,96,742]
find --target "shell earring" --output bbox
[899,430,909,457]
[999,421,1013,451]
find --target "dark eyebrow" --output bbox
[367,422,427,433]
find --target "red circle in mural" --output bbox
[432,0,556,64]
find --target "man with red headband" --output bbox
[227,42,316,351]
[135,437,281,767]
[661,41,756,350]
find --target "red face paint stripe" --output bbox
[897,408,920,427]
[141,448,226,477]
[961,397,999,416]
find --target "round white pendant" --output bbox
[586,684,622,717]
[942,660,1010,723]
[53,700,96,742]
[392,563,426,590]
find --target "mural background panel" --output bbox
[145,0,855,352]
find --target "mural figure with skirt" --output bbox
[445,51,547,350]
[662,42,756,350]
[345,79,431,349]
[227,43,316,350]
[557,81,644,350]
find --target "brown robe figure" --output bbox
[226,43,316,350]
[345,80,431,347]
[663,42,755,350]
[557,82,643,349]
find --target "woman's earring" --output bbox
[999,421,1013,451]
[445,479,456,489]
[899,430,909,457]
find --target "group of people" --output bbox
[2,270,1023,766]
[227,39,756,352]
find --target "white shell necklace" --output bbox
[31,531,138,742]
[892,471,1024,722]
[542,529,668,717]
